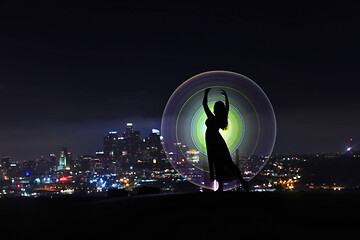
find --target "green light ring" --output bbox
[161,71,276,191]
[185,102,246,173]
[175,85,260,157]
[190,101,245,156]
[175,85,261,170]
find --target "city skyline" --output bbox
[2,119,359,199]
[1,121,356,163]
[2,2,360,232]
[2,122,163,162]
[1,2,360,159]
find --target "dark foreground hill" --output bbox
[1,191,359,237]
[302,154,360,187]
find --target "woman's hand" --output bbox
[205,88,211,94]
[220,89,227,97]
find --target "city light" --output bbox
[152,129,160,135]
[0,123,357,198]
[59,177,67,182]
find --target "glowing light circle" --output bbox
[161,71,276,191]
[190,102,245,157]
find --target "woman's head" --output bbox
[214,101,228,130]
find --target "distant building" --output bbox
[117,137,127,156]
[152,129,160,135]
[57,147,70,171]
[90,152,106,172]
[1,156,11,170]
[147,131,162,156]
[125,123,141,156]
[103,123,143,159]
[186,150,200,164]
[1,156,12,177]
[104,131,119,158]
[79,155,91,172]
[49,153,57,171]
[143,130,168,169]
[126,123,134,135]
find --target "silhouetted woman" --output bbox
[203,88,249,192]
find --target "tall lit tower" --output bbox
[126,123,134,135]
[57,148,67,171]
[125,123,141,156]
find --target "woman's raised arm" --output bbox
[220,89,229,115]
[203,88,214,118]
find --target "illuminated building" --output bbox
[126,123,134,135]
[1,156,11,171]
[104,131,119,158]
[172,143,187,166]
[1,156,16,177]
[57,147,68,171]
[152,129,160,135]
[90,153,106,172]
[49,153,57,171]
[186,150,200,164]
[147,131,162,156]
[117,137,127,156]
[138,130,169,174]
[103,124,143,159]
[124,123,141,156]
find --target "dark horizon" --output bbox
[1,1,360,160]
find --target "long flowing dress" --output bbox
[205,116,239,182]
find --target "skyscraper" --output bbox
[57,147,67,171]
[103,124,142,159]
[104,131,119,158]
[124,123,141,156]
[125,123,134,135]
[147,130,163,158]
[1,156,11,171]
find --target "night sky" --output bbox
[1,1,360,161]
